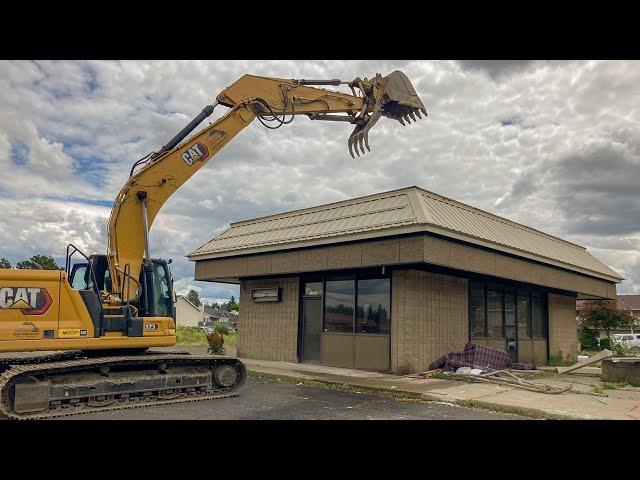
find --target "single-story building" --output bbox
[175,295,206,327]
[203,307,239,325]
[187,186,623,374]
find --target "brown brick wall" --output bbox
[548,293,578,362]
[237,277,299,362]
[391,269,469,375]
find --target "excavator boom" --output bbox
[109,71,427,302]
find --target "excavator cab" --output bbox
[68,253,175,337]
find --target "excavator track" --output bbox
[0,353,246,420]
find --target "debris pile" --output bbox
[428,343,511,371]
[408,343,570,394]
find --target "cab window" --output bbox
[152,262,171,317]
[70,264,88,290]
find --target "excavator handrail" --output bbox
[65,243,102,297]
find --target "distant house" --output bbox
[203,307,239,330]
[175,295,206,327]
[617,294,640,320]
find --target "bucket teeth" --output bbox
[415,110,422,119]
[398,117,406,126]
[348,128,363,158]
[348,135,357,158]
[348,126,373,157]
[409,111,417,122]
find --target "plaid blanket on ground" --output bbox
[427,343,511,371]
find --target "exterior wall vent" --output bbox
[251,287,281,303]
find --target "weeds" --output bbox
[176,326,238,348]
[175,326,207,345]
[548,353,576,367]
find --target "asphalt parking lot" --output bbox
[63,376,526,420]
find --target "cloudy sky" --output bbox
[1,60,639,303]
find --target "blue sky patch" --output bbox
[10,140,29,165]
[71,155,110,188]
[500,116,522,126]
[68,197,114,208]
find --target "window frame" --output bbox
[469,279,549,342]
[303,269,392,336]
[355,277,391,335]
[323,275,357,334]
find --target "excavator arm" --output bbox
[107,72,427,303]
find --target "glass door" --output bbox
[504,289,517,363]
[301,282,323,364]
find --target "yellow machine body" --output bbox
[0,269,175,352]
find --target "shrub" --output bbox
[214,323,231,336]
[206,331,226,355]
[579,328,599,351]
[598,337,612,350]
[612,343,637,358]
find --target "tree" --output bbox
[578,328,599,351]
[228,295,239,312]
[0,258,11,269]
[577,300,634,339]
[16,255,61,270]
[186,289,202,307]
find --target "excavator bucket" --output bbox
[348,70,427,158]
[380,70,428,123]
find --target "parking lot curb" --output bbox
[246,368,577,420]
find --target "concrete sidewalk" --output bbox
[241,358,640,420]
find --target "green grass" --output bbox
[224,333,238,347]
[548,353,576,367]
[175,326,238,348]
[176,326,207,345]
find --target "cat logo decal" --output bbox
[0,287,53,315]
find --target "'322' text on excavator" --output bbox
[0,70,427,418]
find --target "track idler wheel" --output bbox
[213,365,238,388]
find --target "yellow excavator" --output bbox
[0,70,427,419]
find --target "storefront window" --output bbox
[517,291,531,339]
[504,290,517,356]
[356,278,390,334]
[531,292,546,338]
[324,279,355,333]
[487,288,504,338]
[470,282,486,338]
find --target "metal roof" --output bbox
[188,186,623,282]
[617,295,640,311]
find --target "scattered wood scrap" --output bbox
[394,369,441,379]
[556,349,612,374]
[452,369,572,394]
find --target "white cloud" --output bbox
[1,59,639,297]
